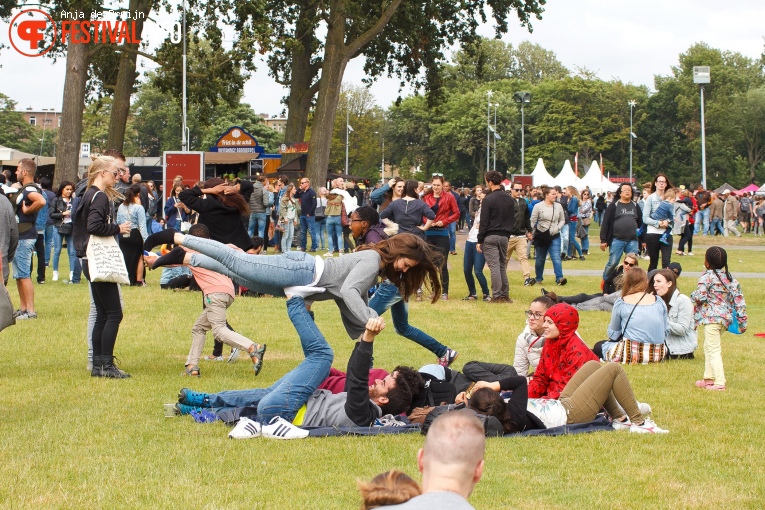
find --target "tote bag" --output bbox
[86,235,130,284]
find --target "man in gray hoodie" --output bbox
[176,295,423,428]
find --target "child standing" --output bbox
[149,224,266,377]
[690,246,747,391]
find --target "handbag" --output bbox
[57,222,73,235]
[341,202,350,227]
[533,203,557,247]
[606,292,667,364]
[314,203,326,221]
[576,220,587,239]
[581,216,592,226]
[86,235,131,284]
[713,272,744,335]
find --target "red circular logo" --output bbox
[9,9,57,57]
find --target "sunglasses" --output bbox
[624,261,636,267]
[512,188,523,192]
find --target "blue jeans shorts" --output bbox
[12,238,36,279]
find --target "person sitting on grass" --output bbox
[147,223,266,377]
[358,470,422,510]
[465,359,669,434]
[144,229,442,341]
[175,296,424,440]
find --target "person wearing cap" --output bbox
[650,265,696,359]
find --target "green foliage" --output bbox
[0,93,35,150]
[81,98,140,155]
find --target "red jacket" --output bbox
[318,367,389,394]
[422,191,460,226]
[528,303,598,399]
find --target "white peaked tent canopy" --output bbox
[530,158,554,187]
[578,161,619,194]
[757,182,765,194]
[552,160,578,188]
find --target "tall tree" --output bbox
[0,93,35,149]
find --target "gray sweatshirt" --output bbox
[0,195,19,284]
[313,250,382,338]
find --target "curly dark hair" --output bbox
[123,184,142,205]
[357,234,443,302]
[468,387,518,434]
[201,177,250,217]
[379,366,424,416]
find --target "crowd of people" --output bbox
[0,158,754,509]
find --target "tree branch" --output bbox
[344,0,403,58]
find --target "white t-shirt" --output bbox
[527,398,567,428]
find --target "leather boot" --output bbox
[90,355,103,377]
[100,356,131,379]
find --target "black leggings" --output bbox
[592,340,607,360]
[85,261,123,358]
[644,233,672,272]
[677,227,693,253]
[427,235,451,294]
[559,292,601,305]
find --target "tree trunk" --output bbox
[106,0,152,152]
[305,3,349,185]
[54,41,92,188]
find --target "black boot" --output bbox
[91,355,103,377]
[100,356,131,379]
[152,246,187,269]
[144,228,178,251]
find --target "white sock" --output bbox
[284,286,326,299]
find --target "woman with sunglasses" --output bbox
[73,156,132,378]
[513,295,557,377]
[578,189,593,255]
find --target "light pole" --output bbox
[486,90,492,173]
[375,130,385,182]
[492,103,498,172]
[345,108,353,175]
[513,91,531,174]
[694,66,710,189]
[628,100,637,184]
[181,0,188,151]
[39,109,50,155]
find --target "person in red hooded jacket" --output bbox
[422,176,460,300]
[528,303,598,399]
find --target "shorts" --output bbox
[12,238,36,279]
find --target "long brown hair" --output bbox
[621,267,648,297]
[201,177,249,216]
[468,388,518,434]
[357,469,421,510]
[357,233,443,302]
[649,268,677,309]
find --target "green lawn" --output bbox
[2,249,764,509]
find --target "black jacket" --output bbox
[600,200,643,246]
[509,196,531,236]
[477,188,516,244]
[179,186,253,251]
[73,186,120,258]
[499,376,546,432]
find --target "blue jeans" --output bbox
[185,236,315,296]
[53,230,77,273]
[368,280,447,357]
[12,238,36,279]
[602,238,639,279]
[281,221,296,253]
[207,297,333,423]
[534,236,563,282]
[695,208,710,235]
[248,212,268,239]
[300,216,317,251]
[43,225,54,265]
[463,240,489,297]
[448,222,457,252]
[315,218,327,250]
[560,223,569,256]
[580,224,590,252]
[710,218,724,236]
[567,222,582,257]
[326,216,344,253]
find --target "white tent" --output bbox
[578,160,619,194]
[756,182,765,195]
[530,158,554,187]
[552,160,578,188]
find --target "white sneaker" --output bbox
[261,416,309,440]
[612,419,631,431]
[228,417,262,439]
[630,418,669,434]
[228,348,240,363]
[69,271,74,280]
[323,251,334,257]
[638,402,652,415]
[52,271,59,281]
[284,285,326,299]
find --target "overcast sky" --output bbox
[1,0,763,116]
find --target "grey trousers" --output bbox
[482,235,509,298]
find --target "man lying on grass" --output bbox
[173,295,424,439]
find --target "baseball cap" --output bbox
[668,262,682,276]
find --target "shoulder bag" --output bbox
[713,272,744,335]
[606,292,668,364]
[85,191,130,285]
[533,203,557,247]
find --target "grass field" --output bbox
[2,237,764,509]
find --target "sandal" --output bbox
[249,344,267,376]
[182,365,201,377]
[695,379,714,388]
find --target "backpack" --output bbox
[740,198,750,213]
[14,183,43,233]
[421,403,505,437]
[408,372,458,413]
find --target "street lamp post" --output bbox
[181,0,188,151]
[486,90,492,173]
[492,103,498,172]
[513,91,531,174]
[375,130,385,182]
[345,108,353,175]
[39,109,50,156]
[694,66,711,189]
[628,100,636,184]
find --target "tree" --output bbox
[513,41,568,84]
[0,93,35,149]
[729,88,765,182]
